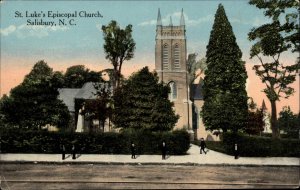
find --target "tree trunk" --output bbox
[102,120,105,132]
[270,100,280,139]
[113,67,118,91]
[116,70,121,89]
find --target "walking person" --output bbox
[161,141,167,160]
[72,144,76,160]
[200,138,207,154]
[131,142,136,159]
[62,144,66,160]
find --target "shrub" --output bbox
[222,132,300,157]
[0,128,190,155]
[169,130,190,155]
[206,141,226,153]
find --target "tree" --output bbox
[112,67,179,131]
[249,0,299,54]
[84,82,112,132]
[0,94,16,128]
[0,60,70,129]
[201,4,248,133]
[187,53,207,85]
[187,54,207,100]
[52,71,65,88]
[102,20,136,90]
[64,65,101,88]
[248,0,300,138]
[248,97,257,111]
[244,98,264,135]
[278,106,299,137]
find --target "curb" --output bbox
[1,161,299,167]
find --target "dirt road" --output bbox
[1,163,299,189]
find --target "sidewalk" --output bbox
[1,144,299,166]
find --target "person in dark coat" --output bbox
[200,138,207,154]
[72,144,76,159]
[234,143,239,159]
[161,141,167,160]
[62,144,66,160]
[131,142,136,159]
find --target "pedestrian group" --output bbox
[60,138,218,161]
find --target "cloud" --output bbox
[138,20,157,26]
[139,11,270,28]
[230,17,270,27]
[0,25,17,36]
[138,11,213,27]
[186,14,213,27]
[0,24,69,38]
[252,17,270,27]
[96,23,102,31]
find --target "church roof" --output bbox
[58,88,81,112]
[75,82,98,99]
[58,82,111,112]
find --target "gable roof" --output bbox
[75,82,98,99]
[58,82,112,112]
[58,88,81,112]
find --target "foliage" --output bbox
[187,53,207,102]
[112,67,179,131]
[201,4,248,133]
[84,82,113,131]
[187,53,207,85]
[0,60,70,129]
[102,20,136,90]
[0,128,190,155]
[248,0,300,138]
[195,133,300,157]
[261,132,299,139]
[245,109,265,135]
[249,0,299,53]
[64,65,101,88]
[100,68,116,82]
[248,97,257,111]
[278,106,299,136]
[222,132,300,157]
[243,98,265,135]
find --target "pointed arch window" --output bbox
[174,44,180,69]
[163,44,169,70]
[168,81,177,101]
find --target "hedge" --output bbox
[0,128,190,155]
[193,133,300,157]
[222,132,300,157]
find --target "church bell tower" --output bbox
[155,9,192,129]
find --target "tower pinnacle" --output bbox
[157,8,162,26]
[262,99,267,111]
[180,8,185,26]
[169,16,173,26]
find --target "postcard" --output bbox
[0,0,299,189]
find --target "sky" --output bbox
[0,0,299,115]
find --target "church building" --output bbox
[58,9,219,141]
[155,9,219,141]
